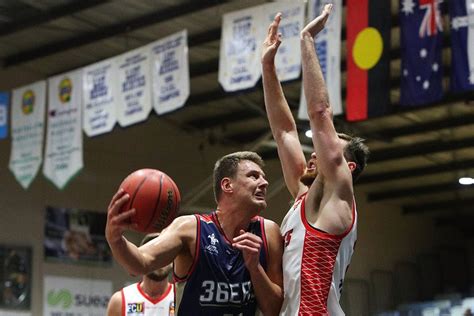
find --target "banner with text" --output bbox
[0,92,8,139]
[43,276,111,316]
[151,29,190,115]
[43,69,83,189]
[9,81,46,189]
[298,0,342,120]
[264,1,304,82]
[82,57,118,136]
[219,5,265,92]
[116,46,152,127]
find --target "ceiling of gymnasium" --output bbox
[0,0,473,226]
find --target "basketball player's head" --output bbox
[140,233,172,282]
[213,151,267,209]
[300,133,369,186]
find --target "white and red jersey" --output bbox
[121,282,174,316]
[280,193,357,316]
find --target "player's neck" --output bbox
[140,278,169,299]
[215,208,251,239]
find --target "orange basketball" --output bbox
[119,169,180,233]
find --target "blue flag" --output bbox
[399,0,444,106]
[448,0,474,92]
[0,92,9,139]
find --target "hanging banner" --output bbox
[151,30,190,115]
[43,276,111,316]
[218,5,265,92]
[43,69,83,189]
[298,0,343,120]
[116,46,152,127]
[82,58,118,137]
[0,92,9,139]
[9,81,46,189]
[264,1,304,82]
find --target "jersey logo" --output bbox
[283,229,293,247]
[169,301,175,315]
[205,233,219,255]
[127,302,144,314]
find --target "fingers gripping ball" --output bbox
[119,169,180,233]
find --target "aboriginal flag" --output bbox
[346,0,391,121]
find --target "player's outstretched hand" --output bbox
[301,3,333,39]
[105,189,138,244]
[262,12,282,66]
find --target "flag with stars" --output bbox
[448,0,474,92]
[400,0,444,106]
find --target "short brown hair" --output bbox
[213,151,264,203]
[337,133,369,182]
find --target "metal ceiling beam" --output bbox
[3,0,227,67]
[367,183,473,202]
[403,197,474,214]
[0,0,109,37]
[357,159,474,185]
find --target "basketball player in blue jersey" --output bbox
[106,151,284,315]
[262,5,369,315]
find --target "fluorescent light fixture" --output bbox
[305,130,312,138]
[459,177,474,185]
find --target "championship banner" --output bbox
[116,46,152,127]
[298,0,342,120]
[43,69,83,189]
[9,81,46,189]
[448,0,474,92]
[82,57,118,137]
[43,276,111,316]
[218,5,265,92]
[150,30,190,115]
[44,206,111,265]
[0,92,9,139]
[264,1,304,82]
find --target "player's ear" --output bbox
[348,161,357,173]
[221,178,233,194]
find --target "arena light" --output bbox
[458,177,474,185]
[305,129,313,138]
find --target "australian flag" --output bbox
[400,0,444,106]
[448,0,474,92]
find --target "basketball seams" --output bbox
[145,171,164,232]
[128,174,149,227]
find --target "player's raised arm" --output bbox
[262,13,307,199]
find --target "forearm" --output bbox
[109,236,148,276]
[250,264,283,316]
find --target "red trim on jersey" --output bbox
[300,195,356,240]
[173,215,201,282]
[137,282,173,304]
[120,288,126,316]
[259,217,269,264]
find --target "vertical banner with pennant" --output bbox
[0,92,9,139]
[150,30,190,115]
[448,0,474,93]
[298,0,342,120]
[400,0,444,106]
[9,81,46,189]
[219,5,265,92]
[43,276,111,316]
[82,58,118,137]
[264,1,304,82]
[346,0,391,121]
[116,46,152,127]
[43,69,83,189]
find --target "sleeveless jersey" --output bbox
[280,193,357,316]
[121,282,174,316]
[174,212,268,316]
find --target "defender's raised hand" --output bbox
[301,3,333,39]
[262,12,282,66]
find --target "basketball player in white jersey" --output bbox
[107,233,174,316]
[261,5,369,315]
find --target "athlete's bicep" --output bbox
[264,220,284,288]
[106,291,122,316]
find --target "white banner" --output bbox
[264,2,305,82]
[9,81,46,189]
[151,30,190,115]
[43,276,111,316]
[298,0,342,120]
[43,69,83,189]
[0,311,31,316]
[116,46,152,127]
[82,58,118,137]
[218,5,265,92]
